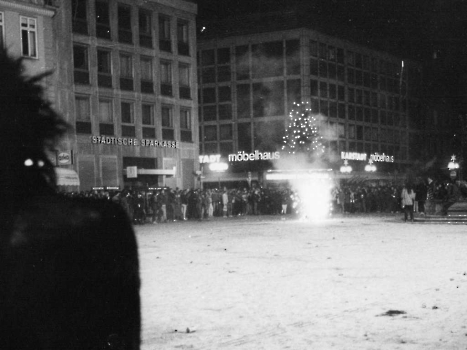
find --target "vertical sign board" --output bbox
[127,166,138,178]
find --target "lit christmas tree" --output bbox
[282,101,325,159]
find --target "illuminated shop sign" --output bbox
[199,154,221,163]
[91,136,179,149]
[228,150,280,162]
[370,152,394,163]
[341,152,367,161]
[341,152,394,163]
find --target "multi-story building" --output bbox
[48,0,198,191]
[197,12,427,186]
[0,0,58,99]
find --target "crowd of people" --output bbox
[59,176,466,225]
[332,177,464,219]
[61,187,298,224]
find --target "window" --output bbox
[161,105,172,127]
[218,104,232,120]
[286,39,300,75]
[73,44,89,84]
[237,84,251,119]
[177,19,189,55]
[142,104,153,125]
[235,45,249,80]
[0,12,4,49]
[179,64,191,99]
[217,66,231,82]
[139,9,152,48]
[120,53,133,91]
[140,57,153,93]
[202,49,215,65]
[121,102,134,124]
[216,48,229,65]
[204,125,217,141]
[218,86,231,102]
[310,40,318,57]
[160,61,172,96]
[180,109,192,142]
[98,99,112,123]
[71,0,88,34]
[75,96,91,134]
[180,109,191,129]
[121,102,135,136]
[97,49,112,88]
[162,105,174,140]
[20,17,37,58]
[95,1,111,39]
[76,96,90,121]
[159,15,171,52]
[118,4,132,44]
[220,124,232,140]
[201,67,215,84]
[99,99,113,135]
[202,88,216,104]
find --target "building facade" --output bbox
[0,0,57,99]
[197,24,427,186]
[50,0,198,191]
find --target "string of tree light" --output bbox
[282,101,325,158]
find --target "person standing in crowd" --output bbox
[222,188,229,218]
[425,177,435,215]
[401,183,416,222]
[134,192,146,224]
[180,189,189,220]
[415,180,427,216]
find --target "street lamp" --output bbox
[365,159,377,172]
[340,159,352,173]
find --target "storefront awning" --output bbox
[55,167,80,186]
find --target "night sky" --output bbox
[196,0,467,114]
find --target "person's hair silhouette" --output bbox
[0,48,141,349]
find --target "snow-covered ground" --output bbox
[137,214,467,350]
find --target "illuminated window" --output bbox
[20,16,37,58]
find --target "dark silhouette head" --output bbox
[0,48,68,198]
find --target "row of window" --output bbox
[198,41,407,83]
[0,12,38,58]
[73,44,191,98]
[74,96,192,142]
[198,57,405,94]
[199,82,405,111]
[200,122,407,145]
[72,0,190,55]
[310,40,403,78]
[199,99,408,127]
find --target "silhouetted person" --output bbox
[0,48,140,349]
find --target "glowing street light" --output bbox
[340,159,352,173]
[364,159,377,172]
